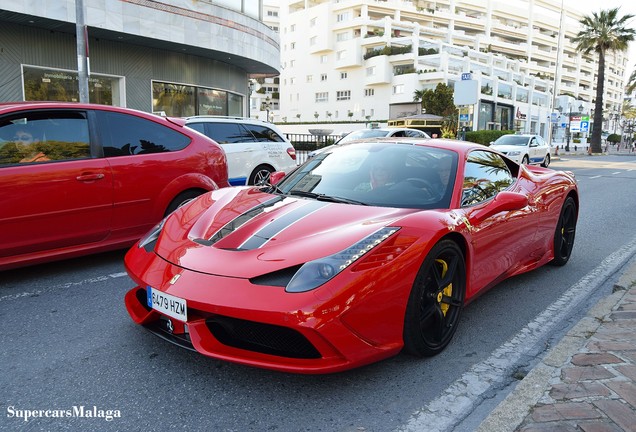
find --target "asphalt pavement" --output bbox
[476,256,636,432]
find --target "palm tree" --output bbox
[572,8,635,153]
[627,69,636,94]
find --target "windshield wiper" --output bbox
[288,190,367,205]
[260,184,285,194]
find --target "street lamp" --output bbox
[261,97,272,122]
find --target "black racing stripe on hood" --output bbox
[239,200,329,250]
[194,196,284,246]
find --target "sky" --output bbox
[566,0,636,72]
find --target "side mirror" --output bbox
[489,141,494,146]
[269,171,286,185]
[471,191,528,224]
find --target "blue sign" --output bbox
[550,112,558,123]
[459,114,469,122]
[461,73,472,81]
[580,121,589,132]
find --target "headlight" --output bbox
[508,151,521,156]
[138,218,167,251]
[285,227,400,293]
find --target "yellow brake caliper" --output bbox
[435,259,453,316]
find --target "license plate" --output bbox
[146,286,188,322]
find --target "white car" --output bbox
[185,116,297,185]
[489,134,551,167]
[337,127,430,144]
[311,127,431,157]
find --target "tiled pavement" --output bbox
[477,261,636,432]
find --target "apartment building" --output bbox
[268,0,628,138]
[0,0,279,116]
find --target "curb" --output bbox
[475,259,636,432]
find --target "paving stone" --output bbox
[606,379,636,408]
[592,399,636,432]
[579,420,625,432]
[550,383,611,401]
[530,402,601,422]
[561,366,615,382]
[571,353,623,367]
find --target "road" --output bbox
[1,155,636,432]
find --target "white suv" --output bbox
[489,134,551,167]
[185,116,297,185]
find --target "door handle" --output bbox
[76,173,105,182]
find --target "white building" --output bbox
[265,0,628,139]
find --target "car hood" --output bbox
[154,187,420,278]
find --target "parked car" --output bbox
[124,138,578,373]
[489,134,551,167]
[0,102,229,270]
[336,127,431,144]
[310,127,431,157]
[185,116,297,185]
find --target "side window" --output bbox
[205,122,254,144]
[0,111,90,166]
[529,138,536,147]
[243,124,284,142]
[461,150,514,207]
[97,111,190,156]
[187,122,206,135]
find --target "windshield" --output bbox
[492,135,530,146]
[275,143,458,209]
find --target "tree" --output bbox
[627,69,636,94]
[414,83,457,119]
[572,8,635,153]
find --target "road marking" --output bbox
[0,272,128,303]
[398,236,636,432]
[590,175,602,179]
[612,171,621,175]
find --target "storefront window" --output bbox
[153,81,244,117]
[23,66,120,105]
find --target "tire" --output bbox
[403,239,466,357]
[164,190,204,216]
[521,155,530,165]
[550,196,577,266]
[541,153,550,168]
[249,165,274,185]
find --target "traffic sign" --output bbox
[461,73,472,80]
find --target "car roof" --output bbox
[183,115,277,127]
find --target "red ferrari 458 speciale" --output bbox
[124,139,578,374]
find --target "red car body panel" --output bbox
[124,139,578,373]
[0,102,229,270]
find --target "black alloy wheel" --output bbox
[249,165,274,185]
[403,239,466,357]
[551,196,577,266]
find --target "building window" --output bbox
[22,65,121,106]
[365,88,374,96]
[320,55,328,63]
[267,10,278,17]
[306,75,313,83]
[336,32,350,42]
[321,74,328,81]
[290,24,296,32]
[315,92,328,103]
[290,42,296,50]
[337,12,350,22]
[366,66,376,76]
[152,81,243,117]
[341,72,348,79]
[393,84,404,95]
[337,50,347,60]
[290,60,296,67]
[310,17,316,27]
[336,91,351,101]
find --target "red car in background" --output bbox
[124,139,578,374]
[0,102,229,270]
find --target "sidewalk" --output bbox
[477,260,636,432]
